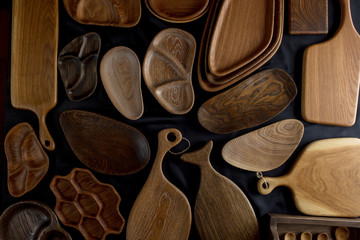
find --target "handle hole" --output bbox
[262,182,269,189]
[45,140,50,147]
[167,132,177,142]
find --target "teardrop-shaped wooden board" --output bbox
[258,138,360,217]
[198,69,297,134]
[145,0,209,23]
[59,110,150,175]
[222,119,304,172]
[100,46,143,120]
[181,141,259,240]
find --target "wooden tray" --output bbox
[268,214,360,240]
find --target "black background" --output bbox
[2,0,360,239]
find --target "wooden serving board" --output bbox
[302,0,360,126]
[11,0,58,151]
[258,138,360,217]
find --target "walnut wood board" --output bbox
[222,119,304,172]
[0,201,71,240]
[59,110,150,175]
[127,129,191,240]
[198,69,297,134]
[11,0,58,151]
[268,214,360,240]
[145,0,209,23]
[208,0,275,77]
[289,0,328,34]
[258,138,360,217]
[302,0,360,126]
[181,141,259,240]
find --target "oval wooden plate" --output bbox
[100,46,143,120]
[198,69,297,134]
[222,119,304,172]
[59,110,150,175]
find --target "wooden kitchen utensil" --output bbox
[4,122,49,197]
[198,69,297,134]
[63,0,141,27]
[302,0,360,126]
[59,110,150,175]
[222,119,304,172]
[127,128,191,240]
[145,0,209,23]
[284,232,296,240]
[58,32,101,102]
[100,46,143,120]
[335,227,350,240]
[301,232,313,240]
[208,0,275,77]
[0,201,71,240]
[258,138,360,217]
[317,233,329,240]
[289,0,328,34]
[11,0,58,151]
[181,141,259,240]
[143,28,196,114]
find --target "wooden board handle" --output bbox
[38,112,55,151]
[257,176,287,195]
[339,0,355,30]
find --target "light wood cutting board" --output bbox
[258,138,360,217]
[302,0,360,127]
[11,0,58,151]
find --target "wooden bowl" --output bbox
[50,168,125,240]
[62,0,141,27]
[143,28,196,114]
[100,46,143,120]
[58,32,101,102]
[4,122,49,197]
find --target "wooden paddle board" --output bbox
[258,138,360,217]
[11,0,58,151]
[302,0,360,126]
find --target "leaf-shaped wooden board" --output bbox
[143,28,196,114]
[222,119,304,172]
[4,122,49,197]
[100,46,143,120]
[63,0,141,27]
[59,110,150,175]
[198,69,297,134]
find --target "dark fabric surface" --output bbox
[2,0,360,239]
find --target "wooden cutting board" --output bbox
[11,0,58,151]
[302,0,360,126]
[258,138,360,217]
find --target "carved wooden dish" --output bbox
[62,0,141,27]
[145,0,209,23]
[198,69,297,134]
[208,0,275,77]
[58,32,101,102]
[100,46,143,120]
[0,201,71,240]
[50,168,125,240]
[143,28,196,114]
[59,110,150,175]
[222,119,304,172]
[4,122,49,197]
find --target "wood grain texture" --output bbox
[11,0,58,151]
[222,119,304,172]
[208,0,274,77]
[335,227,350,240]
[59,110,150,175]
[143,28,196,114]
[258,138,360,217]
[289,0,328,34]
[269,214,360,240]
[58,32,101,102]
[302,0,360,126]
[145,0,209,23]
[0,201,71,240]
[100,46,143,120]
[50,168,124,240]
[4,123,49,197]
[181,141,259,240]
[63,0,141,27]
[198,69,297,134]
[127,129,191,240]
